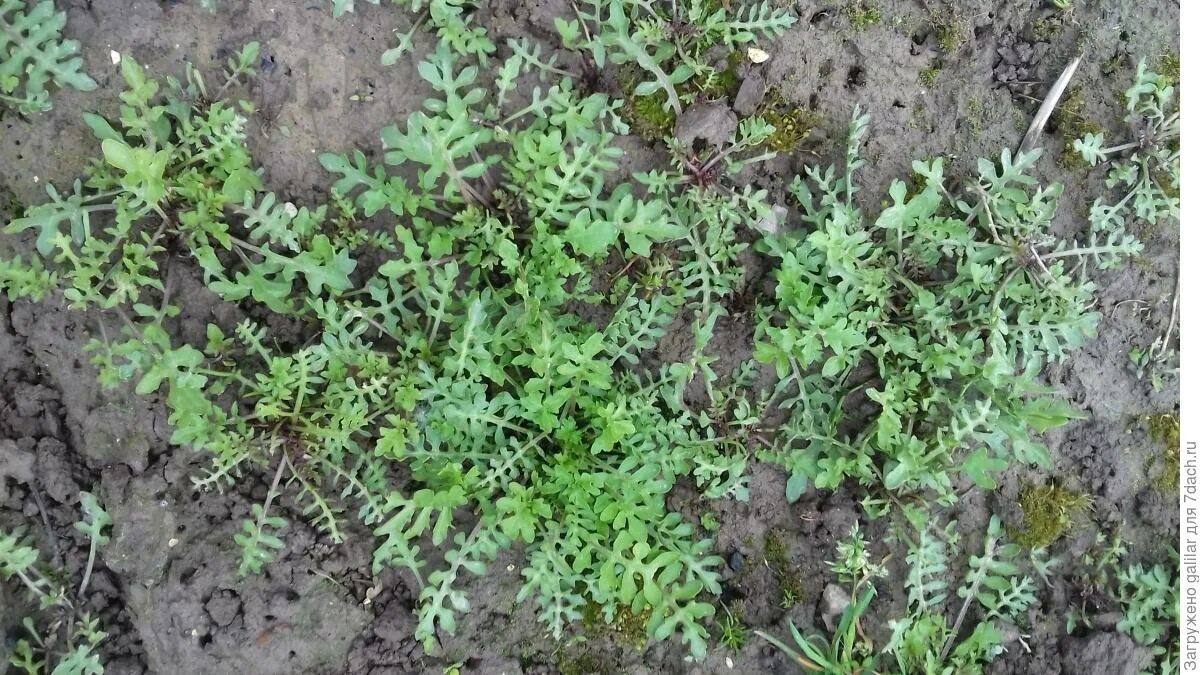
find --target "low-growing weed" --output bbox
[0,0,97,114]
[0,0,1169,665]
[718,604,749,652]
[0,38,759,659]
[556,0,795,116]
[1073,61,1179,237]
[757,526,881,673]
[754,111,1132,513]
[2,492,111,675]
[886,513,1037,672]
[758,514,1039,673]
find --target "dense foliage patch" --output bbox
[753,113,1137,512]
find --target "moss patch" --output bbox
[557,649,606,675]
[1158,49,1180,84]
[1011,483,1092,548]
[918,65,940,87]
[964,97,984,139]
[581,601,650,650]
[759,88,822,152]
[694,51,743,100]
[931,11,966,52]
[616,64,677,139]
[1032,16,1063,41]
[1052,87,1105,171]
[762,528,805,609]
[1147,413,1180,491]
[623,89,676,140]
[844,1,882,31]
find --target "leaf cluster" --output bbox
[758,513,1039,674]
[2,40,753,660]
[1072,60,1179,238]
[557,0,794,116]
[754,111,1136,510]
[0,0,97,114]
[2,497,109,675]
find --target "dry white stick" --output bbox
[1018,55,1083,155]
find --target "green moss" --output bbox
[1032,17,1062,40]
[557,650,605,675]
[964,97,984,139]
[759,88,822,152]
[581,601,650,649]
[621,51,742,138]
[1052,87,1087,134]
[763,529,787,563]
[1059,142,1095,171]
[624,90,676,139]
[1147,413,1180,492]
[762,528,805,609]
[1154,165,1180,201]
[918,65,941,87]
[616,65,676,140]
[0,189,23,222]
[845,1,882,31]
[1158,50,1180,84]
[694,51,744,100]
[612,605,650,648]
[1102,52,1126,76]
[1131,252,1155,273]
[1012,483,1092,548]
[931,12,965,52]
[1052,88,1105,171]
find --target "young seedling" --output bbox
[0,0,98,114]
[73,491,112,596]
[2,525,108,674]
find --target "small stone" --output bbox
[675,102,738,148]
[727,550,745,572]
[733,70,767,116]
[820,584,850,631]
[747,47,770,64]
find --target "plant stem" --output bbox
[1042,243,1134,261]
[938,535,996,663]
[256,451,289,537]
[78,539,99,597]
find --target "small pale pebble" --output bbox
[168,538,179,548]
[747,47,770,63]
[110,50,121,65]
[726,657,734,669]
